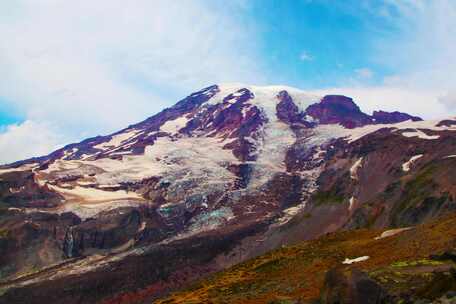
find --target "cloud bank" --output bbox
[0,121,63,164]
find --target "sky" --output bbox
[0,0,456,164]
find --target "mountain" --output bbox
[0,84,455,303]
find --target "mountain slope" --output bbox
[0,84,455,303]
[156,213,456,304]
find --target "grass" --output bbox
[390,164,449,225]
[312,190,345,206]
[398,165,438,211]
[391,259,444,268]
[155,213,456,304]
[0,228,9,239]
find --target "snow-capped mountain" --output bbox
[1,84,423,218]
[1,84,456,303]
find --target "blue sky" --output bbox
[240,1,391,88]
[0,0,455,163]
[0,108,21,128]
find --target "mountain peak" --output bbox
[305,94,422,128]
[320,94,359,109]
[305,95,370,128]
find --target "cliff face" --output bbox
[0,84,455,303]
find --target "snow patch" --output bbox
[402,154,423,172]
[241,105,252,117]
[349,196,356,211]
[374,227,412,240]
[138,221,147,233]
[94,129,142,151]
[204,83,245,106]
[59,200,146,220]
[350,158,363,180]
[160,116,189,134]
[62,148,78,160]
[342,256,370,265]
[276,203,306,225]
[313,118,456,145]
[109,151,133,156]
[401,130,440,140]
[77,180,95,186]
[47,184,142,203]
[0,163,38,175]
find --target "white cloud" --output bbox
[438,91,456,110]
[299,51,313,61]
[0,0,264,163]
[0,121,63,164]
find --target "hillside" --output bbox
[157,214,456,304]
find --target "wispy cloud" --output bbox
[323,1,456,119]
[299,51,314,61]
